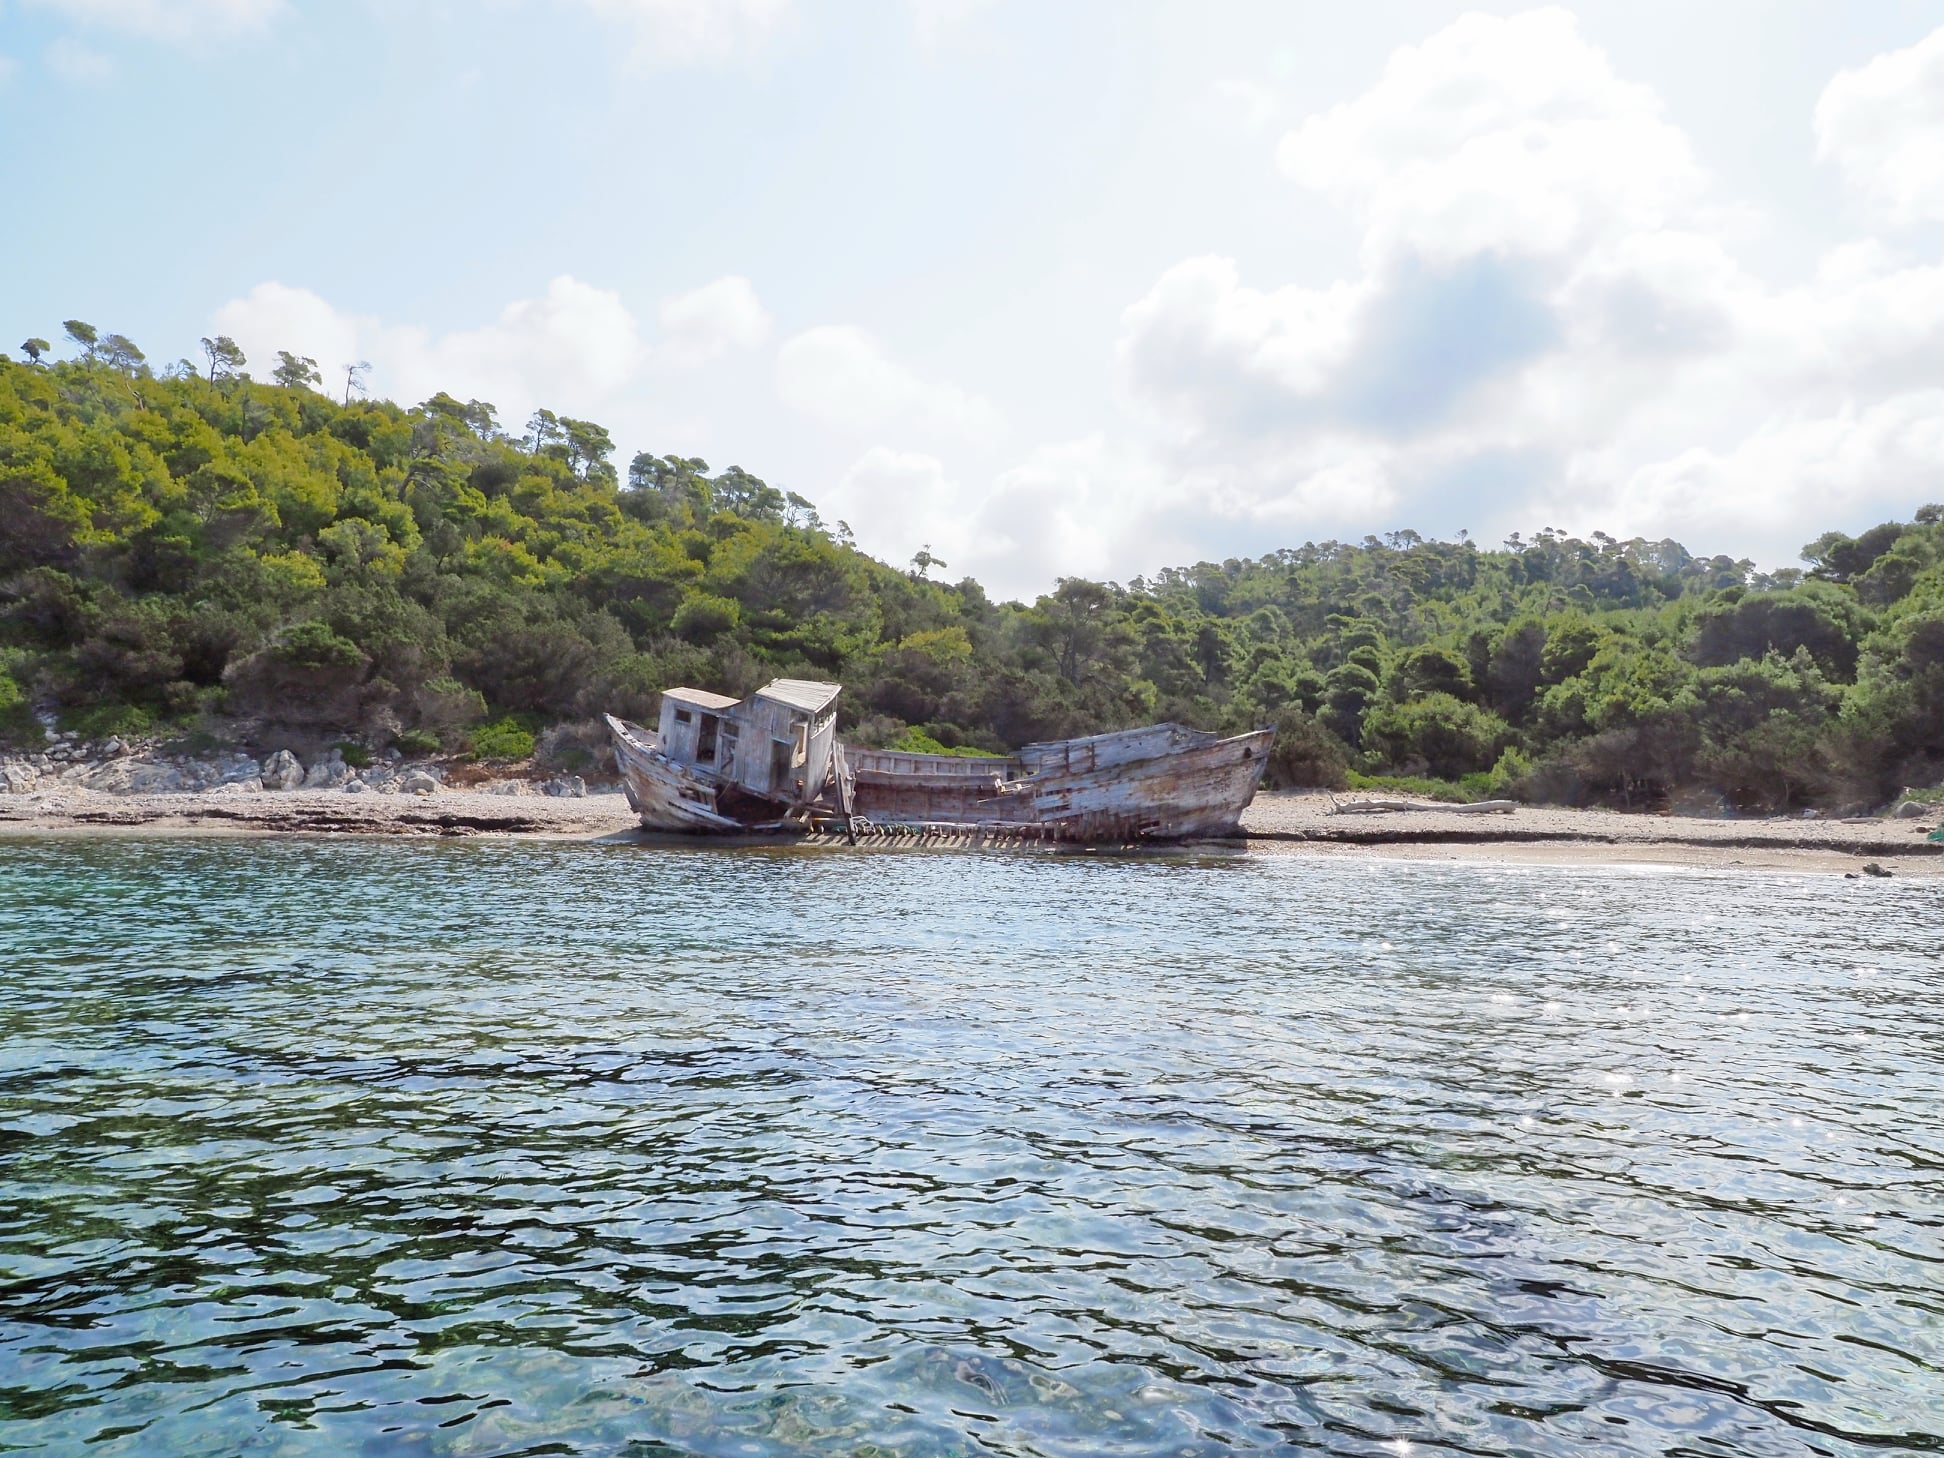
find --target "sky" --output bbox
[4,0,1944,600]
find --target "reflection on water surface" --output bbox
[1,838,1940,1455]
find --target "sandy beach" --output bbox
[2,781,1939,875]
[1238,791,1944,877]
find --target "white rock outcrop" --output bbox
[301,750,353,790]
[260,750,304,791]
[218,755,262,786]
[128,763,186,793]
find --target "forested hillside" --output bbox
[4,325,1942,810]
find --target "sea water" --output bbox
[0,837,1939,1456]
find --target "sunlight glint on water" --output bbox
[0,837,1940,1456]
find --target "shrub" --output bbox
[1361,693,1510,779]
[333,740,373,768]
[164,729,222,755]
[671,593,740,642]
[58,702,155,740]
[223,620,371,727]
[886,726,1003,757]
[1266,707,1350,789]
[470,718,536,761]
[413,676,487,736]
[1345,771,1468,803]
[1485,745,1534,797]
[273,620,365,672]
[393,727,441,756]
[0,669,42,744]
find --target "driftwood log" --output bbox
[1328,796,1518,816]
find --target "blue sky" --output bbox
[5,1,1944,598]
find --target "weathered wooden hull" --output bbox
[611,707,1273,843]
[845,749,1037,826]
[605,714,789,834]
[1024,726,1274,839]
[848,725,1273,841]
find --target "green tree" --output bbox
[1032,578,1117,687]
[62,320,99,360]
[1361,693,1509,779]
[1389,643,1473,701]
[200,334,247,385]
[273,351,323,391]
[559,417,617,484]
[98,333,146,374]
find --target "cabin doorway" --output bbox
[697,715,719,764]
[770,738,794,796]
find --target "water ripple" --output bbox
[1,838,1940,1455]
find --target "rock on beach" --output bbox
[261,750,304,791]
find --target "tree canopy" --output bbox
[3,327,1941,810]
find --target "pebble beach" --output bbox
[4,740,1939,876]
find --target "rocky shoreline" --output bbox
[2,732,594,802]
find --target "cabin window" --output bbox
[792,719,809,768]
[719,723,738,773]
[673,708,692,724]
[697,715,718,763]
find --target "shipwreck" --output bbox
[604,679,1272,843]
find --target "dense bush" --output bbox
[470,718,537,761]
[1360,693,1509,780]
[4,333,1943,810]
[1266,708,1350,789]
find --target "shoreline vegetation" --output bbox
[4,325,1944,825]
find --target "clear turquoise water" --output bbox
[0,837,1939,1457]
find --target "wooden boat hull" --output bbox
[845,749,1037,826]
[611,706,1273,843]
[605,714,790,834]
[847,725,1273,841]
[1025,726,1273,840]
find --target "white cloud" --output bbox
[907,0,993,50]
[776,325,1004,444]
[819,438,1182,601]
[1096,7,1944,576]
[212,275,645,428]
[1210,77,1280,134]
[976,436,1152,589]
[1117,255,1365,436]
[1601,392,1944,563]
[656,275,770,363]
[1816,24,1944,224]
[574,0,791,65]
[1276,6,1702,263]
[823,448,968,571]
[25,0,282,43]
[45,36,114,82]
